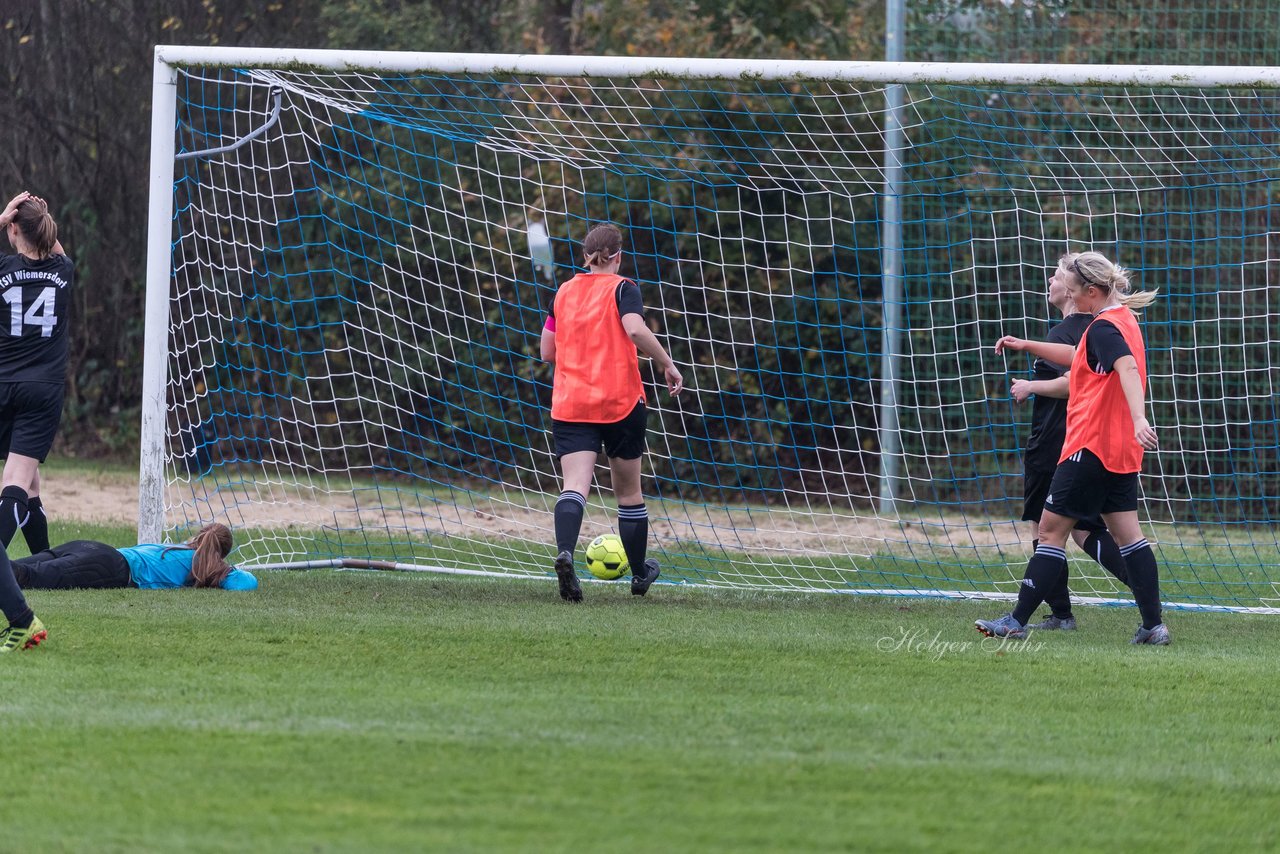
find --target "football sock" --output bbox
[0,486,28,549]
[0,550,31,628]
[617,503,648,571]
[1042,566,1073,619]
[22,496,49,554]
[1083,530,1129,587]
[1035,538,1073,619]
[1011,543,1068,626]
[1120,539,1163,630]
[553,490,586,555]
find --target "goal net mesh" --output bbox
[160,59,1280,610]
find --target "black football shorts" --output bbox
[552,400,648,460]
[1022,464,1106,532]
[0,381,65,462]
[1043,447,1140,520]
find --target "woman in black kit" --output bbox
[0,190,74,555]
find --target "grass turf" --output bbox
[1,524,1277,851]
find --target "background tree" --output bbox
[0,0,1276,467]
[0,0,328,456]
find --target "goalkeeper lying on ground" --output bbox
[14,522,257,591]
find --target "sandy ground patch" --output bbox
[44,470,140,525]
[43,469,1228,562]
[50,469,1027,557]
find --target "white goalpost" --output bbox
[143,46,1280,612]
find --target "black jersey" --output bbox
[0,252,73,384]
[1024,312,1091,471]
[1082,309,1134,374]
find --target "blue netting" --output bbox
[163,64,1280,611]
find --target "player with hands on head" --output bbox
[0,190,73,556]
[979,250,1168,644]
[540,223,683,602]
[1003,268,1131,632]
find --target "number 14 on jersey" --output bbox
[3,286,58,337]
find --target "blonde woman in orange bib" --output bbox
[978,251,1168,645]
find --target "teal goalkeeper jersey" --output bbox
[118,544,259,590]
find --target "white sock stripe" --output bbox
[617,508,648,518]
[1034,544,1068,559]
[1120,539,1150,555]
[556,491,587,507]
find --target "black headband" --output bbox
[1073,258,1106,290]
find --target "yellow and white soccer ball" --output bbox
[584,534,630,580]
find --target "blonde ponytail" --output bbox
[1064,250,1158,312]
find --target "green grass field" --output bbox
[2,522,1278,851]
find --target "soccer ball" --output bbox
[584,534,630,580]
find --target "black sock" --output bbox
[617,503,648,572]
[1033,537,1073,617]
[553,490,586,555]
[0,548,32,628]
[1011,543,1067,626]
[1042,565,1073,619]
[22,496,48,554]
[0,486,28,549]
[1083,530,1129,588]
[1120,539,1163,629]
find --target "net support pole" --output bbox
[138,51,179,543]
[878,0,906,515]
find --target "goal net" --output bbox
[144,49,1280,612]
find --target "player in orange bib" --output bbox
[1008,270,1131,632]
[978,251,1169,645]
[540,224,684,602]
